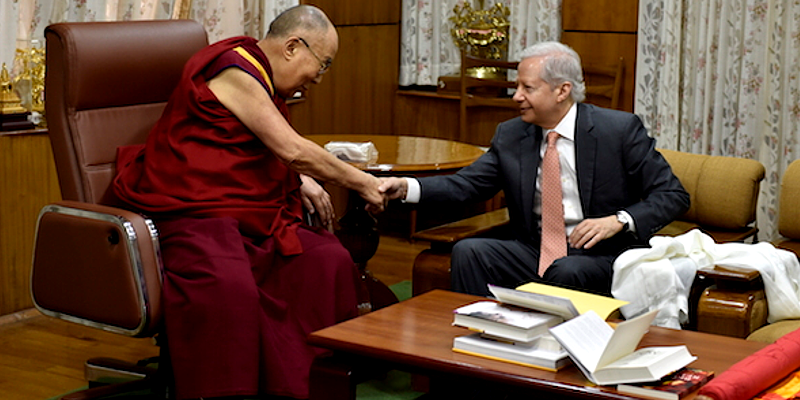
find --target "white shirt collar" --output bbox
[549,102,578,140]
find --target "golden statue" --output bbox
[450,0,511,80]
[14,41,45,113]
[1,63,26,115]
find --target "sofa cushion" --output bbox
[747,319,800,343]
[658,149,765,230]
[779,160,800,240]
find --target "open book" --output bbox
[489,283,628,321]
[548,309,696,386]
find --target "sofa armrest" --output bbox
[412,207,510,247]
[696,265,767,338]
[698,265,763,287]
[411,208,509,296]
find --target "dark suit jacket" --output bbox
[419,103,690,256]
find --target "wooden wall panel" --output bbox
[561,0,639,113]
[292,24,399,135]
[303,0,400,26]
[561,32,637,113]
[562,0,638,33]
[0,131,62,316]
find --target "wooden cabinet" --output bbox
[562,0,638,33]
[301,0,400,26]
[0,130,61,316]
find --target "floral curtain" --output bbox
[0,0,299,71]
[399,0,561,86]
[635,0,800,241]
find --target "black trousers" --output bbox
[450,237,616,297]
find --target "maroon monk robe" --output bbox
[112,37,359,399]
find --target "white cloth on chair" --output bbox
[612,229,800,328]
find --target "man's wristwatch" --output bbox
[616,211,631,232]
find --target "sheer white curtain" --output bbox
[399,0,561,86]
[0,0,299,70]
[635,0,800,241]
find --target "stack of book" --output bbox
[452,299,570,371]
[451,283,611,372]
[451,283,703,391]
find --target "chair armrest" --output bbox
[31,201,164,337]
[411,207,510,245]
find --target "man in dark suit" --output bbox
[379,41,689,296]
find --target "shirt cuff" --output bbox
[403,177,421,203]
[618,210,636,234]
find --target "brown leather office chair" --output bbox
[31,20,208,398]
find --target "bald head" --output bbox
[259,5,338,98]
[267,5,333,39]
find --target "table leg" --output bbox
[309,355,358,400]
[309,354,393,400]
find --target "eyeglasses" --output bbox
[298,37,332,75]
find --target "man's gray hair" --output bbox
[519,42,586,103]
[267,5,331,38]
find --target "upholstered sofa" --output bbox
[656,148,764,243]
[743,159,800,343]
[410,149,768,337]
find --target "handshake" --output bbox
[361,177,410,214]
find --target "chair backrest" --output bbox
[779,160,800,240]
[33,20,207,337]
[458,51,519,143]
[583,57,624,110]
[658,148,765,241]
[45,20,208,205]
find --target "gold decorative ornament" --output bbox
[1,63,25,114]
[0,62,34,131]
[12,39,46,126]
[450,0,511,80]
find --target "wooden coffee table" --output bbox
[308,290,767,400]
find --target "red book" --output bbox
[616,368,715,400]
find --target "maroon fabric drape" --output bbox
[698,328,800,400]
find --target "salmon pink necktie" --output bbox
[538,130,567,276]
